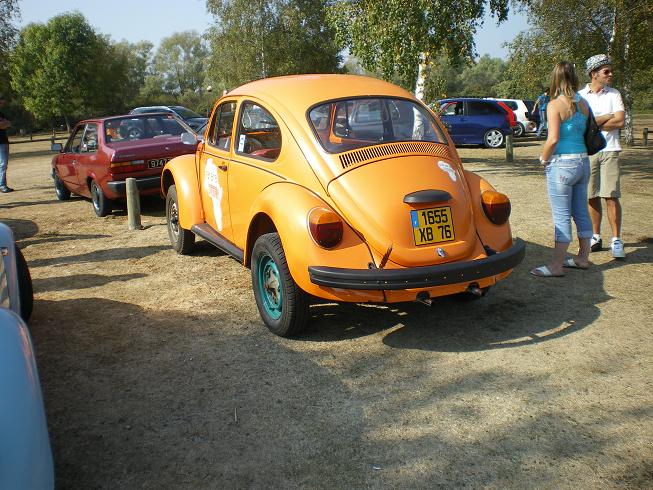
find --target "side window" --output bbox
[81,124,98,152]
[208,101,236,151]
[468,102,501,116]
[236,102,281,161]
[442,102,462,116]
[65,126,85,153]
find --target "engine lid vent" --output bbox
[339,142,450,169]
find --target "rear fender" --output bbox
[246,183,376,298]
[161,154,203,229]
[464,170,513,251]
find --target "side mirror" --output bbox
[180,132,197,145]
[51,143,62,152]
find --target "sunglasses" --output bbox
[600,69,613,75]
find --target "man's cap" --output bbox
[586,54,611,74]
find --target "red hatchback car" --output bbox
[51,113,198,216]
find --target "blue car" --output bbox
[437,98,516,148]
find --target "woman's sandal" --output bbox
[562,257,590,269]
[530,265,565,277]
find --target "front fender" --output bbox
[464,170,513,252]
[247,183,379,301]
[161,154,203,229]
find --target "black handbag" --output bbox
[585,107,607,156]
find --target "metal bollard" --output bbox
[505,133,514,162]
[126,178,142,230]
[644,128,649,146]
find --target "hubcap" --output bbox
[486,130,503,147]
[91,184,99,210]
[257,254,282,320]
[169,201,180,239]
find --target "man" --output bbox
[0,94,13,193]
[579,54,626,259]
[533,87,550,140]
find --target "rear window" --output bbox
[104,114,186,145]
[309,97,447,153]
[501,101,518,110]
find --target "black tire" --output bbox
[166,185,195,254]
[53,172,71,200]
[251,233,309,337]
[91,180,112,217]
[483,129,505,148]
[15,246,33,322]
[514,122,525,137]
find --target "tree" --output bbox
[9,12,115,129]
[516,0,653,144]
[153,31,208,95]
[206,0,341,89]
[327,0,511,98]
[0,0,20,97]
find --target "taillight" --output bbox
[111,160,146,174]
[308,207,343,248]
[497,101,516,127]
[481,190,511,225]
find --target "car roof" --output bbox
[227,74,415,114]
[75,112,184,125]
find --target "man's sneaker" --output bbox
[590,236,602,252]
[0,186,13,193]
[610,238,626,259]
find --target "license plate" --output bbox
[410,206,455,245]
[148,158,170,168]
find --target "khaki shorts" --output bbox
[588,151,621,199]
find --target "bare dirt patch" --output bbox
[2,127,652,488]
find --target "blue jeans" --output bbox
[0,143,8,188]
[536,110,547,138]
[545,154,592,243]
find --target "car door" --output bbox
[439,101,468,143]
[75,123,101,188]
[198,100,237,241]
[57,125,85,191]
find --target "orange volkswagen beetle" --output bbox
[162,75,525,337]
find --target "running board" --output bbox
[191,224,244,263]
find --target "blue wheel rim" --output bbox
[257,254,282,320]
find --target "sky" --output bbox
[17,0,530,59]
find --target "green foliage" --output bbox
[0,0,19,55]
[9,13,119,126]
[206,0,342,89]
[153,31,208,94]
[327,0,510,91]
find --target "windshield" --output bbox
[171,106,202,119]
[104,114,187,145]
[309,97,447,153]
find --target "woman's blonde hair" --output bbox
[549,61,579,99]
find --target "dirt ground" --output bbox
[2,122,652,489]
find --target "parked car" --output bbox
[130,105,207,131]
[486,98,536,137]
[0,223,52,489]
[50,113,199,216]
[437,98,516,148]
[161,74,525,337]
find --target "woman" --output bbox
[531,61,592,277]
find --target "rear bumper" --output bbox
[106,176,161,195]
[308,239,525,290]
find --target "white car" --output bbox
[486,98,536,137]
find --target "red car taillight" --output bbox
[481,190,511,225]
[496,101,516,128]
[111,160,147,174]
[308,207,343,248]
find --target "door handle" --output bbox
[218,164,228,171]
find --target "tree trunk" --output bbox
[64,115,71,133]
[414,52,430,101]
[621,1,634,145]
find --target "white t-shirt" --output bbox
[579,84,625,152]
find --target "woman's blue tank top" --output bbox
[556,93,588,154]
